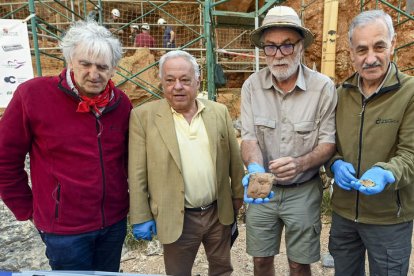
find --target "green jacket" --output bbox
[328,63,414,224]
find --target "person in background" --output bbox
[129,24,139,46]
[0,20,132,271]
[87,6,99,22]
[158,17,175,48]
[134,23,155,48]
[328,9,414,276]
[128,50,244,276]
[241,6,337,276]
[107,8,123,35]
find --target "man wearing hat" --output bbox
[134,23,155,48]
[106,8,123,35]
[158,18,175,48]
[240,6,337,275]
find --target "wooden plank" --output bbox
[321,0,339,80]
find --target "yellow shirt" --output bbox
[172,100,216,208]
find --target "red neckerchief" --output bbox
[72,72,113,115]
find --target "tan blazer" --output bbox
[128,99,244,244]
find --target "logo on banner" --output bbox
[8,59,25,69]
[3,75,27,84]
[0,59,26,69]
[1,44,23,52]
[4,76,16,83]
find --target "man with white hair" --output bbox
[241,6,337,275]
[328,9,414,276]
[128,50,244,276]
[134,23,155,48]
[0,20,131,271]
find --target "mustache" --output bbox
[272,60,288,66]
[362,62,382,69]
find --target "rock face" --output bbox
[113,48,160,107]
[0,201,49,271]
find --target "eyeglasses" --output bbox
[262,39,302,56]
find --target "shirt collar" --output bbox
[170,98,205,116]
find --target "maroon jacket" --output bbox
[0,69,132,234]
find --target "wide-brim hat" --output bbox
[250,6,314,49]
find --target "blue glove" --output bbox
[331,160,358,191]
[351,166,395,195]
[132,220,157,241]
[242,162,275,204]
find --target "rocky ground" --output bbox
[2,199,414,275]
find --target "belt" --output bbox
[274,182,309,188]
[274,175,318,188]
[185,201,216,212]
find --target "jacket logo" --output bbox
[375,118,399,124]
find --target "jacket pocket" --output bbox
[52,183,61,219]
[150,201,159,218]
[386,246,411,275]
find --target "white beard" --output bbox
[269,51,301,82]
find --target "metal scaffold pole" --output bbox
[204,0,216,100]
[28,0,42,76]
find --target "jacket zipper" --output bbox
[54,183,61,219]
[96,118,106,228]
[396,191,402,217]
[355,99,367,222]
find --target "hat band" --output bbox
[262,14,302,27]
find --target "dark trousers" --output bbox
[39,218,127,272]
[329,212,412,276]
[163,205,233,276]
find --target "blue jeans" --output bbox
[39,218,127,272]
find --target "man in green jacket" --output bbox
[328,9,414,276]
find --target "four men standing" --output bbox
[0,5,413,276]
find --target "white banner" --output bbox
[0,19,34,108]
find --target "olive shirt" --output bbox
[241,64,337,184]
[327,63,414,225]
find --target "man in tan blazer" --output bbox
[128,50,244,276]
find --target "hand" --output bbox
[331,160,358,191]
[351,166,395,195]
[132,220,157,241]
[242,163,274,204]
[269,156,302,182]
[167,42,171,47]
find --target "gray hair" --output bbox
[60,20,123,68]
[348,10,395,43]
[159,50,200,80]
